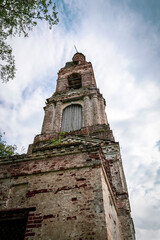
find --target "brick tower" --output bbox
[0,53,135,240]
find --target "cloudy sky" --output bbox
[1,0,160,239]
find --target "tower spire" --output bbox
[74,45,78,53]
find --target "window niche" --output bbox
[68,73,82,89]
[61,104,82,132]
[6,183,28,208]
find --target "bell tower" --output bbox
[27,52,135,239]
[38,52,109,140]
[0,53,135,240]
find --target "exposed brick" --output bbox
[25,233,35,237]
[43,215,55,219]
[26,224,37,228]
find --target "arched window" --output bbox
[61,104,82,132]
[68,73,82,89]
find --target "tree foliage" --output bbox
[0,0,59,82]
[0,132,17,157]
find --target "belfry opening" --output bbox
[68,73,82,89]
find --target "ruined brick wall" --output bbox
[101,168,122,240]
[0,53,135,240]
[0,134,135,239]
[0,142,123,240]
[102,142,135,240]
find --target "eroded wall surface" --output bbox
[0,143,115,240]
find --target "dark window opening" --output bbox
[61,104,82,132]
[68,73,82,89]
[0,208,35,240]
[0,218,27,240]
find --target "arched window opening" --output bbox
[68,73,82,89]
[61,104,82,132]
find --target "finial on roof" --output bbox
[74,45,78,53]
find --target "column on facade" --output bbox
[83,96,92,126]
[53,101,63,133]
[92,94,100,125]
[99,97,108,124]
[41,103,55,134]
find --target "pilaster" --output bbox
[53,101,62,133]
[83,96,92,126]
[99,98,108,124]
[41,103,55,133]
[92,95,100,125]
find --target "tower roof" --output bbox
[72,52,86,64]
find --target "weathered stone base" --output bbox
[0,135,135,240]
